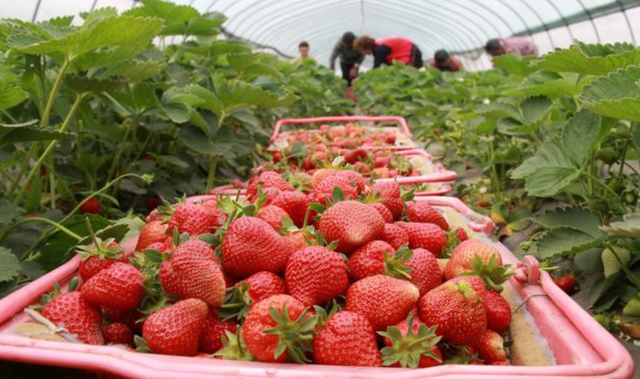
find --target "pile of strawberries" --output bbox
[33,125,515,368]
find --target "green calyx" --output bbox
[461,255,515,292]
[454,280,478,301]
[214,326,255,361]
[441,229,463,258]
[263,303,318,363]
[219,282,253,321]
[378,313,442,368]
[384,245,414,280]
[76,218,121,261]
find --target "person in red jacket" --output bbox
[354,36,423,69]
[429,50,463,72]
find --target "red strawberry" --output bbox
[345,275,419,330]
[221,217,293,278]
[317,201,385,253]
[418,279,487,346]
[242,295,314,363]
[257,205,290,232]
[81,262,144,312]
[42,291,103,345]
[142,299,209,356]
[199,311,238,354]
[444,240,503,280]
[373,155,392,168]
[102,323,133,346]
[238,271,287,304]
[397,222,446,256]
[78,240,126,282]
[313,175,360,203]
[271,191,310,227]
[285,246,349,306]
[313,311,381,367]
[456,227,469,241]
[379,314,443,368]
[484,290,512,334]
[405,202,449,231]
[477,330,507,363]
[371,167,390,178]
[353,161,370,174]
[334,171,366,193]
[348,240,396,281]
[168,203,223,236]
[135,220,168,251]
[382,223,410,250]
[343,148,368,164]
[369,203,393,223]
[200,201,227,224]
[284,231,308,252]
[246,171,294,200]
[311,169,338,188]
[160,239,225,308]
[80,197,101,214]
[403,248,442,296]
[145,241,171,253]
[553,274,576,294]
[370,182,403,219]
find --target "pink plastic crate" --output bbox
[0,196,634,379]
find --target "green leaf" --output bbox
[531,42,640,75]
[632,123,640,157]
[0,247,20,283]
[524,166,580,197]
[511,139,573,179]
[492,53,536,77]
[520,96,552,124]
[0,81,28,110]
[561,109,602,166]
[125,0,223,36]
[600,213,640,239]
[0,122,71,147]
[573,248,603,274]
[0,199,23,226]
[536,207,603,237]
[579,65,640,122]
[534,226,602,259]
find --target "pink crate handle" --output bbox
[376,170,457,185]
[271,115,412,142]
[415,196,494,235]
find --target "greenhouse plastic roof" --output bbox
[5,0,640,67]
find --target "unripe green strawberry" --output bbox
[602,247,630,278]
[623,299,640,317]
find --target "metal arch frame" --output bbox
[541,0,576,41]
[574,0,602,42]
[614,0,637,44]
[31,0,42,21]
[512,0,556,48]
[492,0,535,37]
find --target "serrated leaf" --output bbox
[579,65,640,122]
[524,167,580,197]
[0,199,23,226]
[536,207,603,237]
[520,96,552,124]
[600,213,640,239]
[531,42,640,75]
[125,0,223,36]
[0,247,20,282]
[561,109,602,166]
[0,124,72,147]
[511,139,572,179]
[492,53,536,77]
[0,81,28,110]
[534,227,602,259]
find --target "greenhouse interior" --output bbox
[1,0,640,378]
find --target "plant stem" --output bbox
[41,59,71,128]
[107,118,135,185]
[0,217,82,245]
[582,171,623,202]
[205,157,218,193]
[618,140,629,176]
[8,143,39,197]
[602,241,640,290]
[14,94,85,206]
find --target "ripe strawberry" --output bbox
[484,290,512,334]
[41,291,103,345]
[102,323,133,346]
[200,311,238,354]
[168,203,223,236]
[142,299,209,356]
[369,203,393,223]
[373,155,392,168]
[160,239,225,308]
[348,240,396,281]
[370,182,403,219]
[145,241,171,253]
[78,240,126,282]
[80,197,101,214]
[257,205,290,232]
[335,171,366,193]
[382,223,410,250]
[284,231,308,252]
[81,262,144,312]
[242,295,315,363]
[313,311,381,367]
[285,246,349,306]
[221,217,293,278]
[311,169,338,188]
[200,201,227,223]
[135,220,168,251]
[456,227,469,241]
[404,248,442,295]
[444,240,506,287]
[221,271,287,320]
[246,171,294,200]
[477,330,507,363]
[379,314,442,368]
[397,222,446,256]
[553,274,576,295]
[317,201,385,253]
[405,202,449,231]
[343,148,368,164]
[371,167,390,178]
[353,161,370,175]
[271,191,310,227]
[313,174,360,203]
[418,279,487,346]
[345,275,419,330]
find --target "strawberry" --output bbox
[397,222,446,256]
[80,197,101,214]
[102,323,133,346]
[160,239,225,308]
[145,241,171,253]
[343,148,367,164]
[200,311,238,354]
[403,248,442,295]
[348,240,396,281]
[418,279,487,346]
[602,247,630,278]
[444,240,512,291]
[405,202,449,231]
[477,330,507,363]
[41,291,103,345]
[317,201,385,253]
[135,220,168,251]
[81,262,144,312]
[257,205,290,232]
[369,182,403,219]
[373,155,392,168]
[200,201,227,223]
[381,223,410,250]
[221,271,287,320]
[242,294,315,363]
[553,274,576,295]
[484,290,512,334]
[311,169,338,188]
[353,161,370,175]
[78,240,126,282]
[379,313,442,368]
[456,227,469,241]
[371,167,390,178]
[246,171,294,200]
[313,311,381,367]
[334,171,366,193]
[284,231,308,252]
[271,191,310,227]
[369,203,393,223]
[313,175,360,203]
[285,246,349,306]
[142,299,209,356]
[345,275,419,330]
[168,203,223,236]
[221,217,293,278]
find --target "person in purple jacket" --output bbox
[485,37,538,57]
